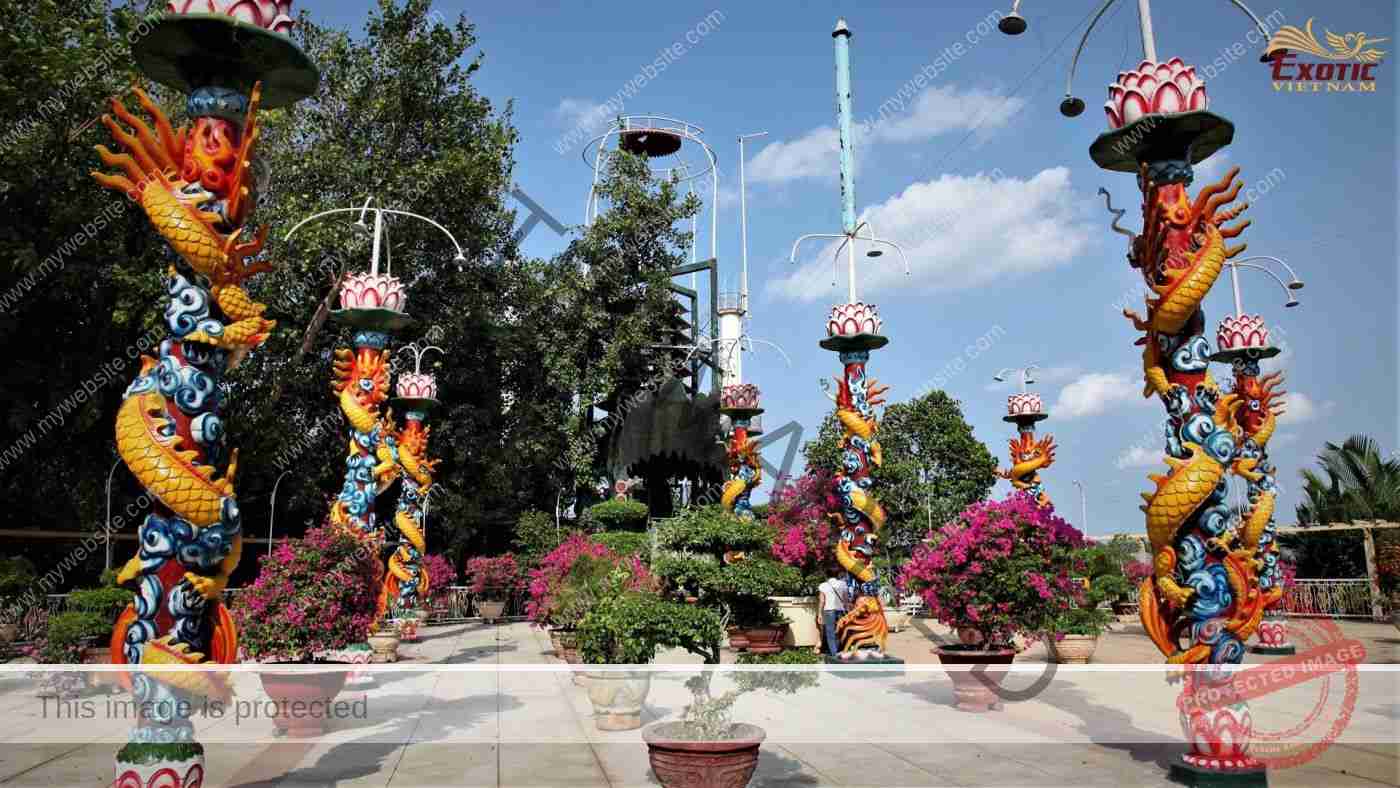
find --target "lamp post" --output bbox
[997,1,1298,780]
[267,470,291,558]
[1072,479,1087,531]
[737,131,767,318]
[790,19,908,665]
[993,366,1056,508]
[104,458,120,572]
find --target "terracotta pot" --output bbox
[1045,633,1099,664]
[644,721,765,788]
[367,632,400,663]
[726,626,749,651]
[742,624,787,655]
[259,668,350,737]
[477,598,507,622]
[584,670,651,730]
[80,644,116,690]
[556,632,586,686]
[934,644,1016,712]
[769,596,820,647]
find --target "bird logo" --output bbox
[1266,18,1387,63]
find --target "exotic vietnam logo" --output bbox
[1266,18,1386,92]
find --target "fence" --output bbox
[429,586,527,623]
[1282,579,1386,619]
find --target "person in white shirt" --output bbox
[817,568,851,656]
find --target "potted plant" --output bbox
[653,506,803,653]
[767,471,835,648]
[899,493,1086,711]
[229,522,381,736]
[577,580,723,732]
[527,533,652,683]
[1120,559,1153,616]
[644,649,820,788]
[420,553,456,622]
[1044,544,1128,663]
[0,556,36,649]
[466,553,521,622]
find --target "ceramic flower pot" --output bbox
[115,742,205,788]
[769,596,820,647]
[367,631,400,663]
[742,624,787,655]
[1045,633,1099,664]
[476,597,507,622]
[583,670,651,731]
[725,626,749,651]
[259,667,350,737]
[643,721,766,788]
[934,644,1016,712]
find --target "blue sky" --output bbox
[301,0,1397,535]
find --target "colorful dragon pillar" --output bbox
[821,302,897,661]
[1214,316,1292,655]
[378,346,442,621]
[719,383,764,520]
[1095,55,1280,781]
[92,2,316,785]
[996,392,1056,508]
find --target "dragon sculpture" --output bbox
[998,431,1057,508]
[378,408,437,618]
[1120,163,1272,665]
[328,335,401,533]
[95,82,267,686]
[819,303,895,659]
[719,384,764,520]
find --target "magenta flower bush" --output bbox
[1124,558,1153,587]
[421,553,456,591]
[525,532,653,629]
[766,471,836,573]
[465,554,522,596]
[230,522,381,662]
[897,493,1087,648]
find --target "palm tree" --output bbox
[1295,435,1400,525]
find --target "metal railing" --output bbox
[1282,579,1386,619]
[429,587,528,623]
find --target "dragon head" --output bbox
[1008,432,1056,476]
[332,346,390,410]
[1235,371,1285,437]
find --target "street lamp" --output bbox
[1073,479,1088,531]
[267,470,291,557]
[104,457,121,572]
[737,131,768,319]
[993,364,1039,393]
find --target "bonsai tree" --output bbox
[465,554,523,600]
[652,505,805,630]
[512,510,563,567]
[229,523,382,663]
[591,531,651,563]
[898,492,1087,649]
[670,649,822,742]
[0,556,36,605]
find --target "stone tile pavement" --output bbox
[0,620,1394,787]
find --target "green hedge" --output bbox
[654,505,773,553]
[576,592,723,664]
[591,531,651,561]
[582,499,649,532]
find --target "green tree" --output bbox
[1295,435,1400,525]
[801,390,996,562]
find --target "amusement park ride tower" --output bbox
[582,115,767,516]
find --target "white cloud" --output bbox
[1054,372,1143,420]
[1281,392,1332,423]
[747,85,1023,185]
[1116,445,1161,469]
[554,98,615,133]
[768,167,1096,300]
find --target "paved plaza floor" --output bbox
[0,619,1395,787]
